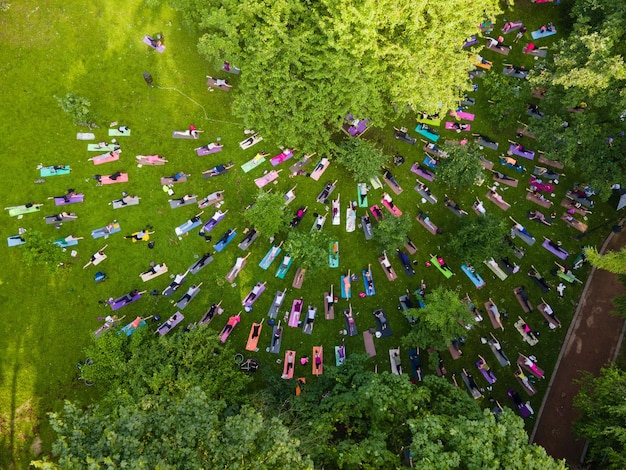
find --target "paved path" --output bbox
[531,223,626,467]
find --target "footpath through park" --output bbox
[531,220,626,467]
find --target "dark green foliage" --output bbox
[448,215,509,266]
[402,287,474,351]
[373,213,413,251]
[437,144,485,190]
[55,93,94,126]
[574,366,626,469]
[284,229,329,271]
[245,190,291,237]
[335,139,387,182]
[21,230,66,271]
[480,72,532,132]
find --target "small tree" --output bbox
[448,215,508,265]
[436,144,484,190]
[21,231,66,271]
[401,287,473,350]
[481,72,531,131]
[335,139,387,182]
[244,190,291,237]
[55,92,95,126]
[585,246,626,275]
[373,213,413,251]
[284,230,329,271]
[574,366,626,469]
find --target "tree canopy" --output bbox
[173,0,502,154]
[529,0,626,199]
[574,365,626,469]
[335,139,387,182]
[373,213,414,251]
[402,287,474,350]
[244,190,292,237]
[436,144,485,190]
[585,246,626,275]
[448,215,509,266]
[284,228,329,271]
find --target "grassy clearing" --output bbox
[0,0,615,467]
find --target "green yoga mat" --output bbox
[7,205,41,217]
[241,155,266,173]
[357,183,368,208]
[430,256,454,279]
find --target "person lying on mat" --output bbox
[272,325,282,346]
[417,211,434,229]
[372,205,384,220]
[196,142,223,152]
[187,125,203,139]
[53,212,78,221]
[516,286,532,310]
[381,251,393,273]
[514,27,527,43]
[303,314,315,333]
[172,194,195,204]
[203,162,234,177]
[220,321,235,337]
[382,193,395,208]
[217,229,233,245]
[493,171,515,182]
[416,182,433,196]
[314,351,322,371]
[488,189,505,204]
[437,256,451,271]
[83,246,108,269]
[179,285,199,303]
[448,122,470,131]
[121,289,140,303]
[125,230,154,241]
[364,265,374,290]
[63,189,79,202]
[393,351,403,374]
[375,310,388,330]
[474,198,486,215]
[383,169,400,187]
[529,190,547,201]
[282,351,295,378]
[515,366,532,390]
[478,355,496,381]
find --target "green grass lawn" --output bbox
[0,0,616,467]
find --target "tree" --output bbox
[574,365,626,469]
[21,230,66,272]
[244,190,292,237]
[335,139,387,182]
[401,287,474,350]
[81,326,250,407]
[373,213,413,251]
[32,390,312,469]
[480,72,532,132]
[284,229,329,271]
[175,0,502,154]
[448,215,509,266]
[585,246,626,275]
[528,0,626,199]
[408,408,566,469]
[55,92,95,126]
[436,144,485,190]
